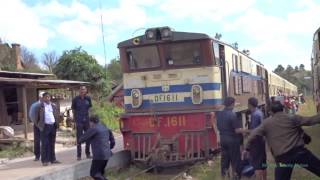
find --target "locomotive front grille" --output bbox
[133,133,153,161]
[132,130,207,164]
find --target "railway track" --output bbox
[123,162,201,180]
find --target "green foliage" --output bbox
[53,47,112,99]
[0,142,32,159]
[91,101,123,130]
[0,63,16,71]
[274,64,312,94]
[106,57,123,84]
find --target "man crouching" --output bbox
[78,115,115,180]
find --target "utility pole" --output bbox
[99,0,107,68]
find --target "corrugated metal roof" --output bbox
[0,70,54,79]
[0,77,89,88]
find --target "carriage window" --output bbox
[232,54,239,72]
[165,42,201,66]
[126,46,160,70]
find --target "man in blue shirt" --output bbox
[72,86,92,160]
[217,97,249,179]
[247,97,267,180]
[28,92,44,161]
[78,115,115,180]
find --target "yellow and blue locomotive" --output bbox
[117,27,297,166]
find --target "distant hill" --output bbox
[273,64,312,95]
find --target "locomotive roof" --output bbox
[118,29,264,67]
[117,31,210,48]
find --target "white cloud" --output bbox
[0,0,53,48]
[57,19,100,45]
[159,0,255,22]
[32,0,149,45]
[222,0,320,70]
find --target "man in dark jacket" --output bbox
[79,115,115,180]
[244,101,320,180]
[35,92,60,166]
[72,86,92,160]
[217,97,249,179]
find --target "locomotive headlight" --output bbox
[161,27,172,38]
[191,85,203,104]
[131,89,142,108]
[146,30,155,40]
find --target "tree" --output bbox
[299,64,305,71]
[106,57,122,84]
[21,46,41,71]
[53,47,111,99]
[286,65,294,73]
[42,51,58,73]
[274,64,285,73]
[294,66,299,72]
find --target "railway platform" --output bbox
[0,135,123,180]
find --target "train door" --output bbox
[213,42,227,98]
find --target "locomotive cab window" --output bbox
[126,46,160,70]
[165,42,202,66]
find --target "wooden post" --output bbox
[22,86,28,139]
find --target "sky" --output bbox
[1,0,319,70]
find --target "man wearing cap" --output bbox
[244,101,320,180]
[72,86,92,160]
[28,91,44,161]
[78,115,115,180]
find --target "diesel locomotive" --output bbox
[117,27,297,166]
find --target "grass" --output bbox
[0,142,33,159]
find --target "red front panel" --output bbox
[120,112,218,161]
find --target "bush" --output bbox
[91,101,123,130]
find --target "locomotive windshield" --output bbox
[126,45,160,70]
[164,42,201,66]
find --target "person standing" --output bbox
[247,97,267,180]
[78,115,115,180]
[28,92,44,161]
[216,97,249,179]
[244,101,320,180]
[35,92,60,166]
[72,86,92,160]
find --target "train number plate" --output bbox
[153,93,182,103]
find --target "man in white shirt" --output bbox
[35,92,60,166]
